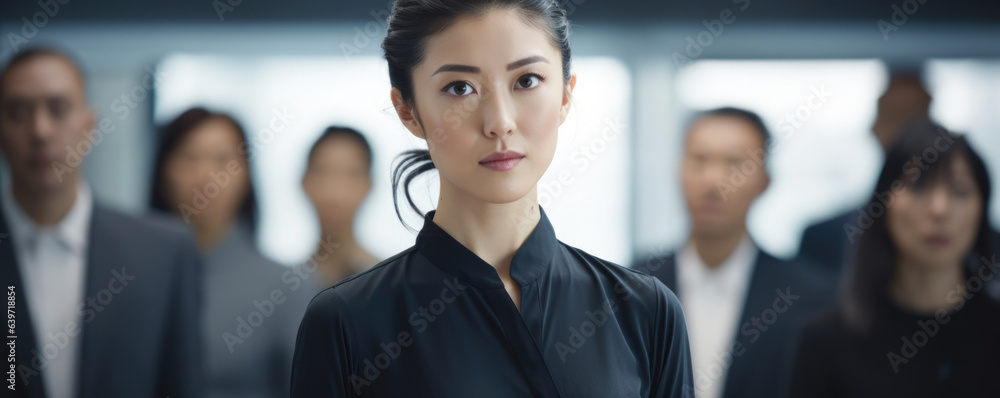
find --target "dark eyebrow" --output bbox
[507,55,548,71]
[430,56,550,76]
[431,64,480,76]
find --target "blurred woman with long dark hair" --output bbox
[150,107,311,398]
[789,118,1000,397]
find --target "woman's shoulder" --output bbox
[557,241,684,321]
[305,246,415,306]
[557,240,648,277]
[316,246,418,297]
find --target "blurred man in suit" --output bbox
[635,107,834,398]
[0,48,203,397]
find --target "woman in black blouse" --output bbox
[289,0,694,397]
[789,118,1000,397]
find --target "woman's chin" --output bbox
[470,184,535,205]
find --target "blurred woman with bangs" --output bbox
[788,117,1000,398]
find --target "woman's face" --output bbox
[887,154,983,271]
[163,117,250,226]
[303,136,371,226]
[393,8,575,205]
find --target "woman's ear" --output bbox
[559,73,577,125]
[391,87,425,140]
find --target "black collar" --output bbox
[415,206,558,290]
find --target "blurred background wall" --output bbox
[2,0,998,266]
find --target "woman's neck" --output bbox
[431,179,540,274]
[314,221,375,285]
[191,213,237,251]
[889,256,966,314]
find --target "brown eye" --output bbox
[445,82,475,97]
[515,74,542,89]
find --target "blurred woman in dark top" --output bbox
[150,107,312,398]
[302,126,380,286]
[789,117,1000,398]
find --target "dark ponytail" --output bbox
[391,149,436,231]
[381,0,573,228]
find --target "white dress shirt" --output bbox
[1,181,92,398]
[677,235,757,398]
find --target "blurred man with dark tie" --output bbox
[0,48,203,397]
[635,107,835,398]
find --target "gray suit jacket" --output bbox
[0,200,203,398]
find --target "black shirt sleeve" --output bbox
[290,288,354,397]
[648,277,695,398]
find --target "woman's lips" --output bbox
[925,234,951,247]
[479,156,523,171]
[479,150,525,172]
